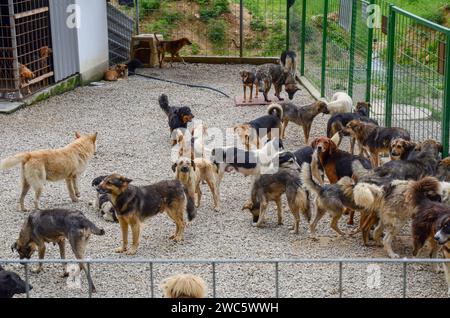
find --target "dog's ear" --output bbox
[329,139,338,155]
[123,178,133,184]
[92,132,98,142]
[191,160,196,171]
[171,163,177,173]
[405,141,416,151]
[437,142,444,154]
[75,132,81,139]
[311,138,319,149]
[11,242,17,253]
[242,200,253,211]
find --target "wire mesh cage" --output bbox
[0,0,54,100]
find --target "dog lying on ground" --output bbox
[280,101,329,143]
[256,64,301,102]
[91,176,118,223]
[327,102,377,155]
[104,64,128,81]
[161,273,207,298]
[159,94,195,135]
[240,69,259,102]
[172,157,220,211]
[11,209,104,293]
[345,120,411,167]
[19,63,34,94]
[234,104,283,150]
[99,174,196,255]
[437,157,450,182]
[0,132,97,211]
[0,265,31,298]
[280,50,298,77]
[242,168,310,234]
[389,138,417,161]
[326,92,353,114]
[301,163,359,237]
[154,33,192,68]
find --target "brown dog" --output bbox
[19,63,34,94]
[389,138,416,161]
[104,64,128,81]
[154,33,192,68]
[99,174,196,255]
[240,70,259,102]
[39,46,53,70]
[0,132,97,211]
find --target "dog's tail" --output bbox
[300,163,322,195]
[267,103,283,119]
[184,187,196,222]
[88,221,106,236]
[406,176,441,208]
[159,94,170,116]
[352,160,371,180]
[353,182,383,208]
[0,153,30,170]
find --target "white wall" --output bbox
[75,0,109,82]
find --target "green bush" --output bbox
[191,43,201,55]
[139,0,160,12]
[263,21,285,56]
[200,0,230,22]
[162,10,182,25]
[250,16,266,32]
[208,20,226,45]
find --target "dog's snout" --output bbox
[181,166,190,173]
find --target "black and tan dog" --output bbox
[154,33,192,68]
[91,175,118,223]
[99,174,196,255]
[256,64,300,102]
[327,102,378,155]
[344,120,411,167]
[280,101,329,143]
[11,209,104,292]
[240,70,259,102]
[242,168,310,234]
[0,266,31,298]
[280,50,298,77]
[234,103,283,150]
[159,94,195,134]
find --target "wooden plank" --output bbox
[438,41,446,76]
[165,56,279,65]
[22,72,54,87]
[14,7,49,20]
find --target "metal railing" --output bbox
[289,0,450,156]
[1,258,449,298]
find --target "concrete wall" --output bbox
[75,0,109,82]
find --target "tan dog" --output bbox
[0,132,97,211]
[104,64,128,81]
[172,157,220,211]
[154,33,192,68]
[19,63,34,94]
[39,46,53,70]
[161,274,207,298]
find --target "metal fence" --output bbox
[1,258,449,298]
[288,0,450,156]
[107,2,134,65]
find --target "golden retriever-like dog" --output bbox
[0,132,97,211]
[161,274,207,298]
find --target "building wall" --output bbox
[75,0,109,82]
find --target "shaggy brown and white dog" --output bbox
[161,274,207,298]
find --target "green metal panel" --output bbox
[443,34,450,157]
[300,0,306,76]
[321,0,329,98]
[384,5,396,128]
[347,0,357,98]
[365,0,375,103]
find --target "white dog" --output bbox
[326,92,353,114]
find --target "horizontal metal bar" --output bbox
[1,258,449,265]
[14,7,49,20]
[392,6,450,34]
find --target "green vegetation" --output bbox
[199,0,230,22]
[139,0,160,13]
[208,19,227,45]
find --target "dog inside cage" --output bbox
[0,0,54,100]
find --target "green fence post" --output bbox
[365,0,375,103]
[385,5,396,128]
[348,0,358,98]
[300,0,307,76]
[321,0,329,98]
[442,33,450,157]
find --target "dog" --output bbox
[172,157,220,211]
[256,64,301,102]
[344,120,411,167]
[91,176,118,223]
[0,132,97,211]
[234,103,283,150]
[301,163,359,237]
[240,69,259,102]
[326,102,378,155]
[99,174,196,255]
[161,274,207,298]
[242,168,310,234]
[19,63,34,94]
[293,146,313,166]
[11,209,105,293]
[0,266,32,298]
[159,94,195,134]
[408,177,450,281]
[437,157,450,181]
[39,46,52,70]
[434,212,450,295]
[326,92,353,114]
[104,64,128,81]
[154,33,192,68]
[280,101,329,143]
[280,50,298,77]
[389,138,417,161]
[126,58,144,74]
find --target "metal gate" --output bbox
[107,2,134,65]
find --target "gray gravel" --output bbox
[0,63,447,298]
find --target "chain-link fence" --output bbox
[289,0,450,156]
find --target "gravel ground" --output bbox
[0,63,447,298]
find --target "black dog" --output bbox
[159,94,195,133]
[92,176,118,223]
[0,266,31,298]
[293,146,313,166]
